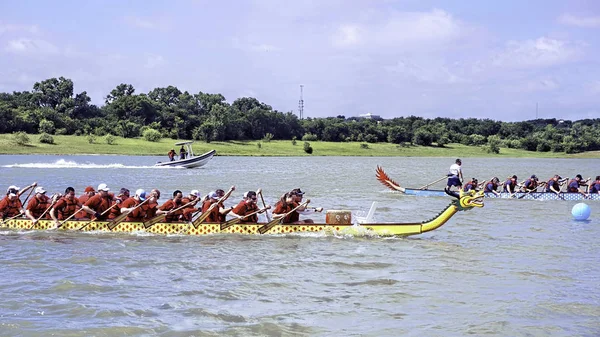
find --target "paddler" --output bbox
[81,183,114,220]
[25,186,56,224]
[181,190,202,221]
[272,188,322,224]
[503,175,519,197]
[567,174,590,198]
[230,191,268,223]
[521,175,539,192]
[462,178,479,192]
[589,176,600,195]
[119,189,148,222]
[156,190,184,222]
[50,187,83,226]
[483,177,501,196]
[545,175,563,195]
[0,186,26,220]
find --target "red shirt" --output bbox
[121,197,146,222]
[0,196,23,218]
[53,196,80,220]
[84,194,112,220]
[158,199,183,222]
[272,201,299,223]
[27,195,51,219]
[232,200,259,223]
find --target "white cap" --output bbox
[8,191,17,197]
[190,189,200,197]
[97,183,110,192]
[135,189,146,201]
[35,186,47,194]
[7,185,20,192]
[208,191,219,200]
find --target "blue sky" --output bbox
[1,0,599,121]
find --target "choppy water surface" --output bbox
[1,155,599,336]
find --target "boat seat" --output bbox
[355,202,377,224]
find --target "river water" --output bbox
[0,155,599,336]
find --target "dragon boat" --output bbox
[0,190,483,237]
[376,166,600,201]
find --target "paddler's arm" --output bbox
[18,182,37,198]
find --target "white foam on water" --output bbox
[2,159,174,169]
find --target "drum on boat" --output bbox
[326,210,352,225]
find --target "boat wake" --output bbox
[2,159,169,169]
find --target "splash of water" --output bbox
[3,159,176,169]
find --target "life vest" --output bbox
[56,197,78,219]
[545,179,559,192]
[28,195,51,218]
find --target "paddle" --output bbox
[518,188,535,199]
[107,198,150,230]
[78,203,119,230]
[0,212,25,226]
[418,176,447,190]
[28,194,59,229]
[55,209,84,229]
[191,186,235,229]
[220,205,271,231]
[258,199,310,235]
[21,183,36,204]
[258,189,271,222]
[144,199,199,229]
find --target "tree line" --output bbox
[1,76,599,154]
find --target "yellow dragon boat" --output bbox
[0,190,484,237]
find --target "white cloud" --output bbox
[558,14,600,28]
[522,78,560,92]
[492,37,583,69]
[144,54,165,68]
[123,16,171,31]
[384,59,467,84]
[332,9,464,49]
[4,38,59,55]
[0,22,39,35]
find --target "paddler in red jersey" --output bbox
[157,190,184,222]
[25,186,56,224]
[181,190,202,221]
[120,189,148,222]
[0,186,26,220]
[50,187,82,226]
[81,183,114,220]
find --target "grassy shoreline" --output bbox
[1,134,599,158]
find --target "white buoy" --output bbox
[572,203,591,221]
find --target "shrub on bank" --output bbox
[39,133,54,144]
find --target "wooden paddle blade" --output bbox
[220,218,240,230]
[192,209,212,229]
[107,213,128,230]
[258,218,282,235]
[144,214,166,229]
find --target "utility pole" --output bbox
[298,85,304,120]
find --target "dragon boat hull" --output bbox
[376,166,598,201]
[1,190,484,237]
[399,188,600,201]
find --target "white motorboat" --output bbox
[155,141,216,169]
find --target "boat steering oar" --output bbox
[257,199,310,235]
[220,205,271,231]
[418,176,447,190]
[191,186,235,229]
[144,199,199,229]
[78,203,119,230]
[107,198,151,230]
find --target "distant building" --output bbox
[358,113,383,120]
